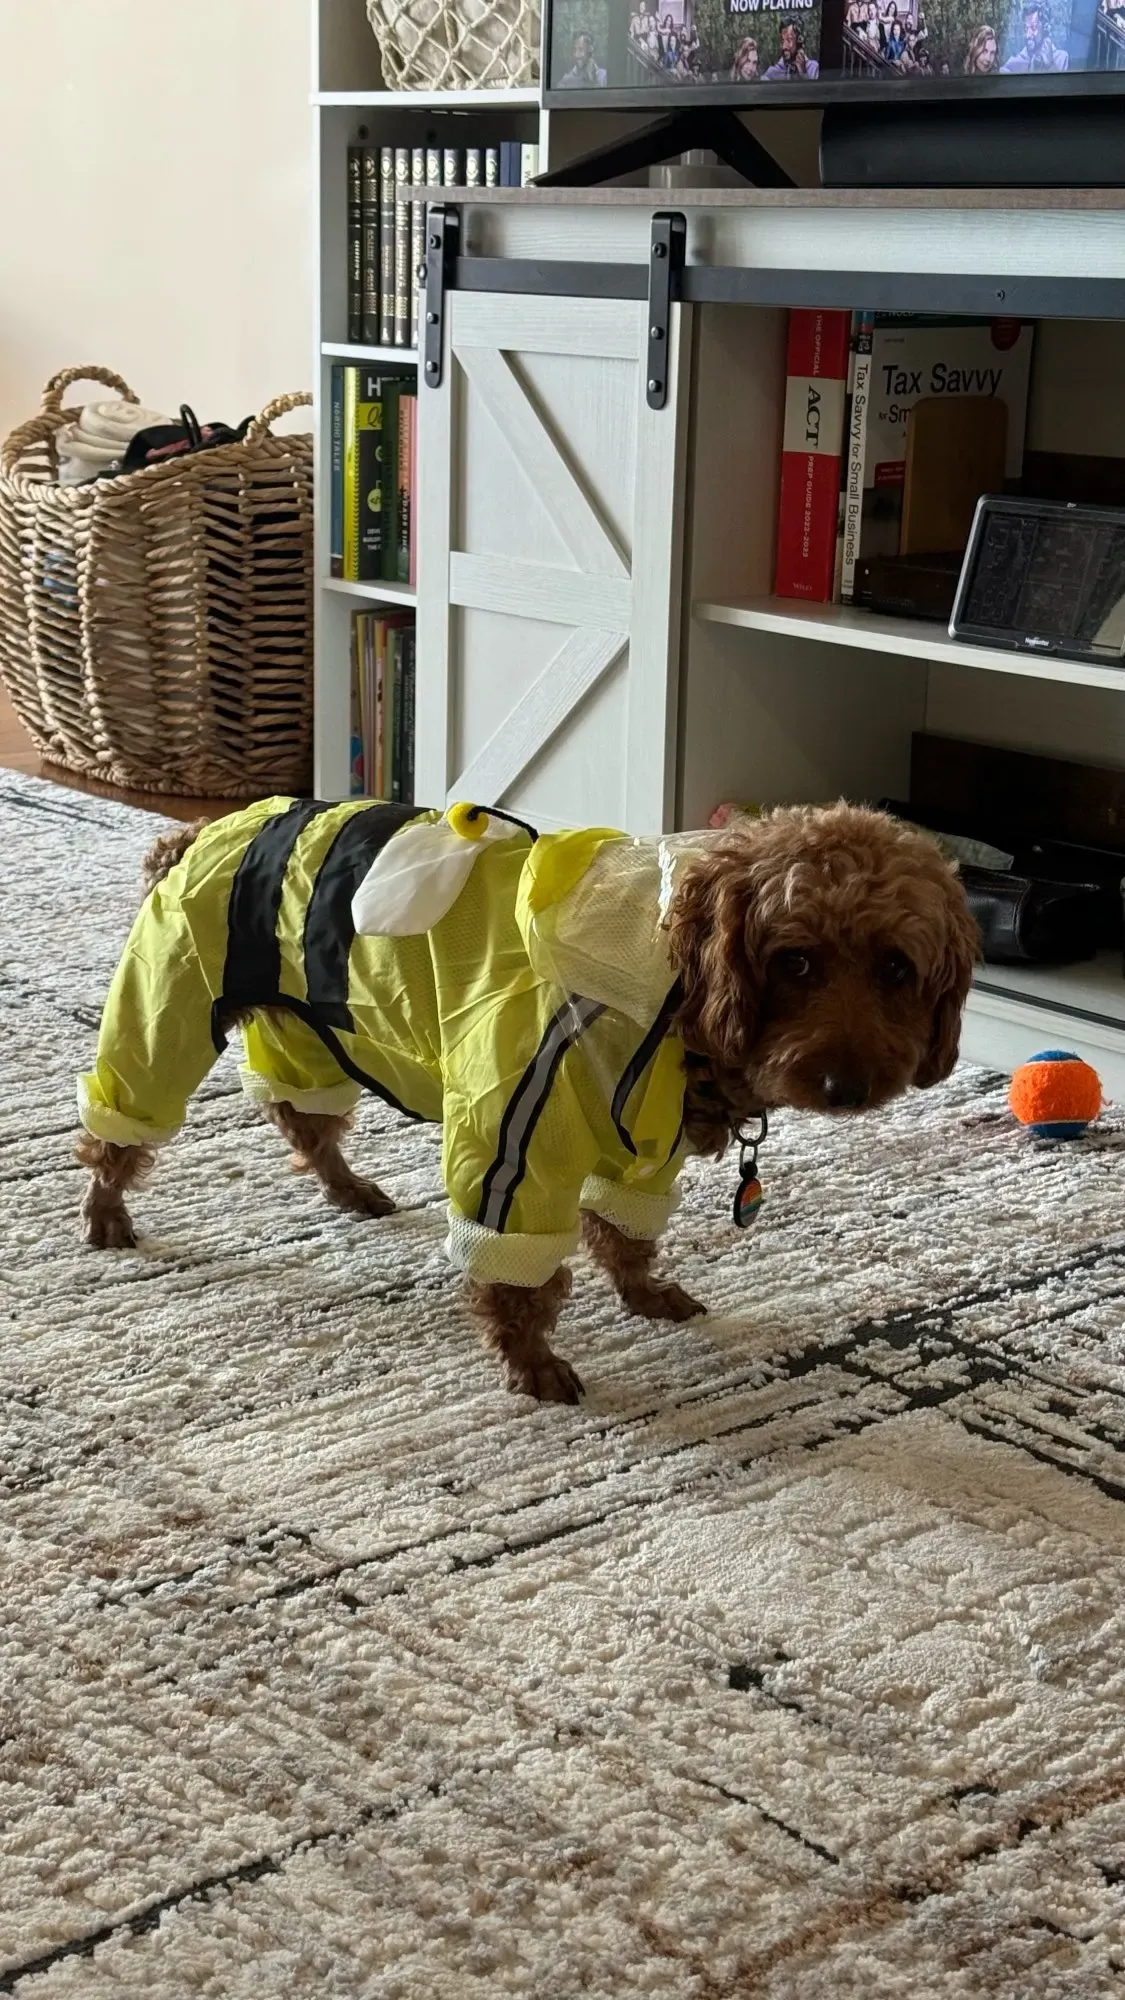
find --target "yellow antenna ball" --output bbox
[447,802,489,841]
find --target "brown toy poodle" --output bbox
[78,801,977,1402]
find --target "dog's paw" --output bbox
[324,1178,396,1219]
[83,1203,137,1251]
[622,1280,707,1324]
[506,1345,584,1405]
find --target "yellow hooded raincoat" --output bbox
[78,797,697,1286]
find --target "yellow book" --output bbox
[342,367,359,581]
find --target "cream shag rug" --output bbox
[2,769,1125,1999]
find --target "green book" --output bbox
[354,371,413,583]
[396,391,414,585]
[356,370,387,583]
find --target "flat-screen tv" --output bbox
[544,0,1121,108]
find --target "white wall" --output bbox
[0,0,313,442]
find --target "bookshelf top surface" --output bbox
[420,185,1125,213]
[315,88,540,108]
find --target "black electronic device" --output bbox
[854,552,963,623]
[547,0,1114,112]
[542,0,1125,189]
[821,94,1125,188]
[950,495,1125,668]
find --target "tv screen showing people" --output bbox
[548,0,1116,93]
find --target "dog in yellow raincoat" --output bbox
[78,795,977,1401]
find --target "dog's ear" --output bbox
[915,881,980,1088]
[666,846,764,1067]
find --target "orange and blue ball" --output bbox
[1009,1050,1102,1140]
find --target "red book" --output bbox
[774,309,852,603]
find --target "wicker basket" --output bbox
[365,0,539,91]
[0,367,314,798]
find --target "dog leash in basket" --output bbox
[733,1113,768,1229]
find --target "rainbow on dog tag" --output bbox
[733,1170,764,1229]
[732,1113,768,1229]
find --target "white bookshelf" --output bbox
[314,87,541,108]
[967,954,1125,1094]
[973,954,1125,1023]
[696,597,1125,698]
[322,576,417,607]
[311,0,548,797]
[308,13,1125,1091]
[322,341,418,365]
[696,588,1125,1091]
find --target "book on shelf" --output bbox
[349,610,416,803]
[346,146,363,345]
[839,312,1035,602]
[342,365,360,581]
[345,133,541,351]
[331,364,419,586]
[330,367,344,578]
[396,393,412,587]
[833,323,860,600]
[402,626,415,803]
[774,309,852,604]
[393,148,410,349]
[358,371,405,584]
[373,616,388,797]
[410,147,425,350]
[839,311,875,605]
[349,619,364,796]
[406,395,418,590]
[357,369,389,583]
[361,148,380,346]
[379,147,395,349]
[499,141,540,185]
[392,627,405,804]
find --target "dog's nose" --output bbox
[822,1071,871,1110]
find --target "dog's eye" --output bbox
[775,949,814,982]
[878,949,915,990]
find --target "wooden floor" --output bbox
[0,690,244,821]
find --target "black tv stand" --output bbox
[533,108,795,191]
[822,96,1125,190]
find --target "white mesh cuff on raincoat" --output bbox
[76,1075,180,1149]
[579,1174,682,1241]
[446,1210,578,1287]
[238,1066,362,1117]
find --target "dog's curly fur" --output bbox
[140,819,209,897]
[668,803,978,1128]
[79,801,977,1401]
[465,1266,581,1405]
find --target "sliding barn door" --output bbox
[416,290,692,834]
